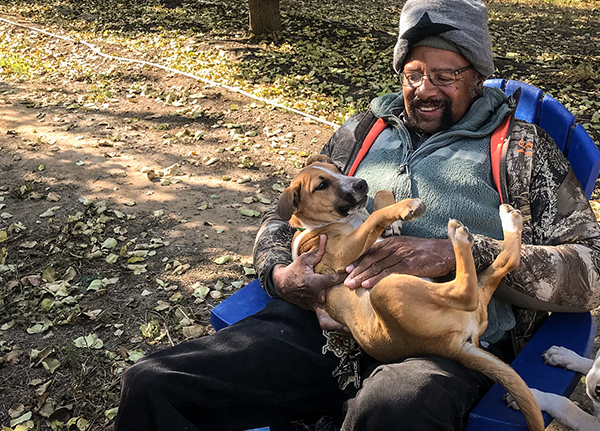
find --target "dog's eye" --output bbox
[314,180,329,192]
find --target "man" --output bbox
[114,0,600,429]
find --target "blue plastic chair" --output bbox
[505,80,544,124]
[211,278,271,330]
[568,123,600,198]
[539,94,575,154]
[210,80,600,431]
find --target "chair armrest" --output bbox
[466,312,596,431]
[210,279,273,330]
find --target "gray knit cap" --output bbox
[393,0,494,78]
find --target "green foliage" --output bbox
[0,0,598,132]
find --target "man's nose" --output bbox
[414,76,439,97]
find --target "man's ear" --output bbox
[275,184,300,221]
[306,154,334,166]
[474,72,485,94]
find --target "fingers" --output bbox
[299,234,328,268]
[345,270,388,289]
[347,238,393,271]
[345,252,397,289]
[315,307,349,332]
[355,272,388,289]
[329,270,347,285]
[316,271,345,304]
[345,254,380,289]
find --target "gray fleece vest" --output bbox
[354,87,514,343]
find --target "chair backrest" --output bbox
[568,124,600,197]
[505,80,544,124]
[484,79,600,198]
[539,94,575,153]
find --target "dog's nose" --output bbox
[354,179,368,193]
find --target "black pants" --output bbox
[114,299,493,431]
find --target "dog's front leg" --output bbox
[507,389,600,431]
[543,346,595,375]
[331,198,424,272]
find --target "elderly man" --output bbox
[114,0,600,429]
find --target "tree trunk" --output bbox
[248,0,282,37]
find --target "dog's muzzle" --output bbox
[336,177,369,216]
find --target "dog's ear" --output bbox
[306,154,334,167]
[275,184,300,221]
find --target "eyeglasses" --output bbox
[401,65,474,88]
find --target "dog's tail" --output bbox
[451,343,544,431]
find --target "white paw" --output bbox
[499,204,523,233]
[448,219,473,245]
[505,388,547,411]
[544,346,581,370]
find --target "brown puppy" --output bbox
[276,154,543,431]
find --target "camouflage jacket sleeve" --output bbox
[252,204,296,297]
[471,120,600,311]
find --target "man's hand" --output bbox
[315,306,349,333]
[272,234,346,311]
[344,236,456,289]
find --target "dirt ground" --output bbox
[0,19,332,430]
[0,11,598,431]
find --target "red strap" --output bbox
[348,117,388,176]
[490,115,511,204]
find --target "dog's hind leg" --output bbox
[424,219,480,311]
[477,204,523,306]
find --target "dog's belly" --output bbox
[326,279,474,362]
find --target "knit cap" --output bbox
[393,0,494,78]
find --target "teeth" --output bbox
[420,106,439,112]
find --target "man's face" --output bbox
[402,46,482,135]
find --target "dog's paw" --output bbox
[504,393,519,410]
[397,198,425,221]
[505,389,547,411]
[448,219,473,246]
[543,346,582,370]
[499,204,523,233]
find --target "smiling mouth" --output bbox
[411,96,448,116]
[415,102,446,116]
[419,105,441,112]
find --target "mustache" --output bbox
[409,96,451,110]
